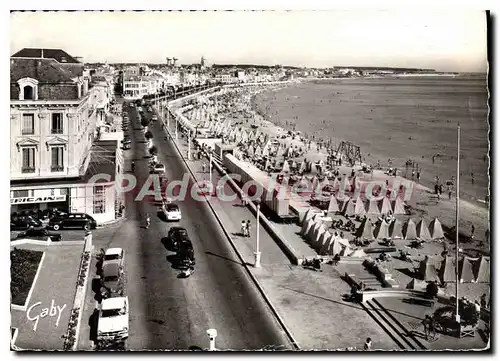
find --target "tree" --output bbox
[141,118,150,128]
[144,131,153,140]
[149,145,158,156]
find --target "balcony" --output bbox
[51,165,64,172]
[21,167,35,173]
[51,129,64,134]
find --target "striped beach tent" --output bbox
[306,222,321,243]
[247,145,255,157]
[355,218,374,240]
[254,145,263,157]
[343,198,356,217]
[313,224,326,246]
[261,146,270,157]
[367,198,381,215]
[403,219,418,240]
[281,160,291,173]
[318,231,332,254]
[298,160,307,173]
[354,196,367,217]
[389,219,404,239]
[327,195,339,214]
[418,256,440,282]
[474,256,490,283]
[301,218,315,237]
[374,221,390,240]
[380,197,392,215]
[392,197,406,215]
[429,218,445,240]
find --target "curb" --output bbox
[96,217,126,229]
[10,251,46,312]
[159,108,301,350]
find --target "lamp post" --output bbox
[254,200,261,268]
[455,125,461,325]
[209,150,213,186]
[175,111,178,139]
[188,130,192,160]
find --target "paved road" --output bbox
[103,97,292,350]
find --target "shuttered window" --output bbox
[22,114,35,135]
[21,147,35,173]
[51,146,64,171]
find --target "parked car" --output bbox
[10,216,42,230]
[151,115,158,121]
[97,297,129,345]
[101,262,123,294]
[162,203,182,221]
[16,228,62,242]
[152,163,166,174]
[49,213,97,231]
[102,248,125,269]
[168,227,191,251]
[122,138,131,145]
[122,143,131,150]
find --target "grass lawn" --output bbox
[10,248,43,305]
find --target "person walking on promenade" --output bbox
[471,172,475,184]
[241,220,247,237]
[246,220,251,238]
[202,162,206,173]
[471,224,475,241]
[417,170,421,183]
[480,294,487,309]
[429,316,436,339]
[363,338,372,351]
[448,186,452,200]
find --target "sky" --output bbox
[9,10,488,72]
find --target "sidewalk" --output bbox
[161,115,400,350]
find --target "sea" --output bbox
[253,75,489,205]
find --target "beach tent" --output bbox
[247,145,255,157]
[318,231,332,254]
[327,195,339,214]
[418,256,440,282]
[349,249,368,258]
[429,218,445,240]
[254,145,262,157]
[312,213,322,223]
[403,219,418,240]
[310,162,318,175]
[380,197,392,215]
[307,222,321,243]
[261,146,270,157]
[281,160,290,173]
[313,224,327,246]
[301,218,316,238]
[367,198,381,215]
[406,279,428,291]
[389,219,404,239]
[416,219,432,241]
[474,256,490,283]
[439,256,456,283]
[298,160,307,173]
[459,257,475,283]
[343,198,356,217]
[240,130,249,143]
[374,221,390,240]
[354,197,367,217]
[328,237,343,256]
[298,209,312,226]
[392,197,406,215]
[355,218,374,240]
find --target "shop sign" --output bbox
[11,195,67,205]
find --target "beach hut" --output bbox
[354,197,367,217]
[459,257,475,283]
[343,198,356,217]
[429,218,445,240]
[418,256,440,282]
[392,197,406,215]
[355,218,374,240]
[281,160,291,173]
[367,198,381,215]
[374,221,390,240]
[474,256,490,283]
[402,219,418,240]
[389,219,404,239]
[380,197,392,216]
[439,256,456,283]
[301,218,316,238]
[327,195,339,214]
[416,219,432,241]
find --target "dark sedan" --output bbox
[17,228,62,242]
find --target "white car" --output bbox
[97,297,129,343]
[162,203,182,221]
[153,163,166,174]
[102,248,124,268]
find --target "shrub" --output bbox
[144,131,153,140]
[149,145,158,156]
[10,248,43,305]
[140,118,150,128]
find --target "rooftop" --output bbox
[11,48,80,64]
[10,58,77,83]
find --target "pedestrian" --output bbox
[363,338,372,351]
[246,220,251,238]
[422,315,431,340]
[448,186,452,200]
[471,172,475,184]
[429,315,436,339]
[202,162,206,173]
[480,294,487,309]
[474,300,481,313]
[412,170,415,179]
[417,171,421,183]
[471,224,475,241]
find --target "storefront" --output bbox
[10,188,70,216]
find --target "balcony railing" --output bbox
[51,129,64,134]
[51,165,64,172]
[21,129,35,135]
[21,167,35,173]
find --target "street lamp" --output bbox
[209,149,213,186]
[175,112,178,139]
[188,130,192,160]
[254,200,261,268]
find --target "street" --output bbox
[96,97,292,350]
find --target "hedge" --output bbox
[11,248,43,305]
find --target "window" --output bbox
[13,190,29,198]
[22,114,35,135]
[51,146,64,172]
[93,186,106,214]
[23,86,34,100]
[51,113,63,134]
[21,147,35,173]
